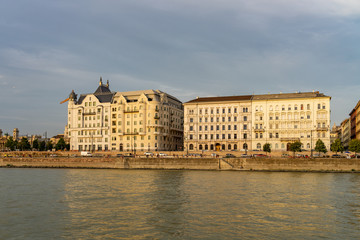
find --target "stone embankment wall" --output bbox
[1,157,360,172]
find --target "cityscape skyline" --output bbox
[1,0,360,136]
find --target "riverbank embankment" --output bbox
[1,157,360,172]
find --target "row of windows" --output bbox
[189,133,248,140]
[190,124,248,131]
[190,116,248,123]
[188,107,249,115]
[189,143,249,151]
[256,103,326,112]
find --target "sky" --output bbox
[1,0,360,137]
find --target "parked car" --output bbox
[253,154,267,158]
[240,154,252,158]
[116,154,124,157]
[158,153,167,157]
[211,153,219,157]
[144,152,154,156]
[223,153,236,158]
[281,153,290,158]
[331,154,343,158]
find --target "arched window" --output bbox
[234,144,237,150]
[281,143,285,149]
[243,143,248,150]
[228,144,231,150]
[307,143,310,149]
[189,144,194,150]
[205,144,208,150]
[210,144,214,150]
[275,143,278,149]
[222,144,225,150]
[257,143,261,149]
[199,145,203,150]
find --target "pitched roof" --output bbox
[94,85,111,94]
[185,95,252,104]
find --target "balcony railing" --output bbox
[124,109,139,113]
[280,137,300,142]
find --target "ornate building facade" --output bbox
[65,78,183,151]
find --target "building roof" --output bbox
[185,95,252,104]
[185,91,330,104]
[252,91,330,100]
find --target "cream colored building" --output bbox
[184,91,331,152]
[251,92,331,151]
[340,118,351,149]
[65,78,183,152]
[184,96,252,152]
[110,90,183,151]
[66,79,114,151]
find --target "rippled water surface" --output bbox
[1,169,360,239]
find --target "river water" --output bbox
[0,169,359,239]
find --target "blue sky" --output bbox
[1,0,360,137]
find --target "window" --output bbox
[228,134,231,139]
[222,125,225,130]
[190,126,193,131]
[234,116,237,121]
[199,126,202,131]
[243,124,247,130]
[243,133,247,139]
[244,116,247,121]
[228,125,231,130]
[257,143,261,149]
[190,118,193,122]
[234,125,237,130]
[222,134,225,139]
[228,117,231,122]
[307,104,310,110]
[234,134,237,139]
[318,104,321,109]
[228,108,231,113]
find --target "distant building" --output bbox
[13,128,19,141]
[340,118,351,149]
[330,123,341,144]
[349,100,360,140]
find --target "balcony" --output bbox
[316,127,328,131]
[123,132,139,135]
[124,109,139,113]
[154,115,160,119]
[280,137,300,142]
[83,112,96,116]
[254,128,265,132]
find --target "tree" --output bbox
[18,137,31,151]
[263,143,271,155]
[289,141,302,156]
[39,141,46,151]
[5,137,17,151]
[349,139,360,154]
[330,139,344,154]
[46,141,53,151]
[32,139,39,150]
[315,139,327,154]
[55,138,66,151]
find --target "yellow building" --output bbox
[110,90,183,151]
[65,78,183,152]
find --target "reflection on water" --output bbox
[0,169,360,239]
